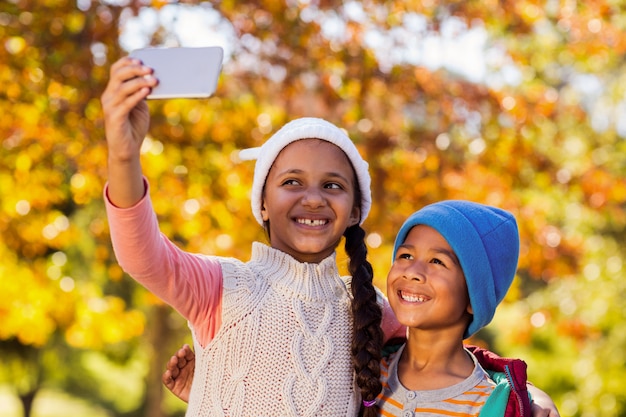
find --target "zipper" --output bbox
[504,364,525,416]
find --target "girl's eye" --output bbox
[324,182,342,190]
[282,179,300,186]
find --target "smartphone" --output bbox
[130,46,224,99]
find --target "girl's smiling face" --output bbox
[387,225,473,336]
[260,139,361,263]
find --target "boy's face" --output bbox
[261,139,360,263]
[387,225,473,336]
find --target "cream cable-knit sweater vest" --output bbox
[186,243,359,417]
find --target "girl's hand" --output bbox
[101,57,157,163]
[101,57,158,208]
[529,385,560,417]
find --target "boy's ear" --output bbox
[466,303,474,315]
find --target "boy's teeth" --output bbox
[297,218,326,226]
[401,291,427,303]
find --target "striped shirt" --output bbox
[377,345,496,417]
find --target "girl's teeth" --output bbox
[297,219,326,226]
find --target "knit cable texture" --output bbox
[185,243,359,417]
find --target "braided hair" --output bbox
[344,223,384,416]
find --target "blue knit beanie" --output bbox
[392,200,520,339]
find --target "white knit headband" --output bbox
[239,117,372,226]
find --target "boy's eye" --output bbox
[397,253,413,260]
[431,258,446,266]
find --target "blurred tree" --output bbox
[0,1,151,416]
[0,0,624,416]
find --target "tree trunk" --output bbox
[143,304,172,417]
[19,389,37,417]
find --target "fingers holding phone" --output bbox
[102,57,156,117]
[101,57,157,155]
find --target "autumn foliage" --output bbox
[1,1,625,416]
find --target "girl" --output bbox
[101,56,396,417]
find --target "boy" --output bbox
[378,200,531,416]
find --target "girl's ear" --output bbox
[349,206,360,227]
[261,200,269,221]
